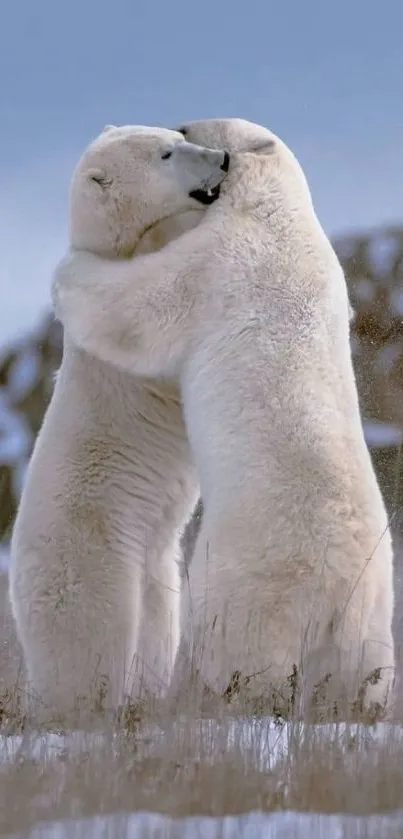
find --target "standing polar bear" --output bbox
[53,118,395,718]
[9,123,230,722]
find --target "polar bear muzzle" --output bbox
[188,149,230,206]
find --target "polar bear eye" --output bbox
[161,151,172,160]
[87,168,112,188]
[91,174,108,186]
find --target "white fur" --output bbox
[9,121,264,723]
[9,124,230,722]
[52,119,395,717]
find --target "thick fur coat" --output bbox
[52,120,396,717]
[9,124,229,721]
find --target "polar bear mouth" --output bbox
[189,184,221,205]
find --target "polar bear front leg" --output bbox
[52,247,195,378]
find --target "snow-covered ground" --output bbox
[2,720,403,837]
[5,808,403,838]
[1,719,403,771]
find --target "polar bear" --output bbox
[52,119,395,719]
[9,124,229,723]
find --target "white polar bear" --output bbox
[9,123,229,723]
[52,119,395,719]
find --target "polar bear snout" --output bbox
[175,142,230,206]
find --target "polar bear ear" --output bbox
[101,124,117,134]
[86,167,113,191]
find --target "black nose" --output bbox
[221,151,230,172]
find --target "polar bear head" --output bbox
[178,118,312,207]
[69,124,229,257]
[174,117,276,155]
[136,119,280,256]
[180,119,356,321]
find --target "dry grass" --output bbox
[2,693,403,834]
[3,680,403,837]
[2,571,403,835]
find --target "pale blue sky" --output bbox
[1,0,402,345]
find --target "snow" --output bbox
[2,715,403,835]
[0,548,10,573]
[1,719,403,770]
[5,808,403,838]
[0,388,32,498]
[363,419,403,447]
